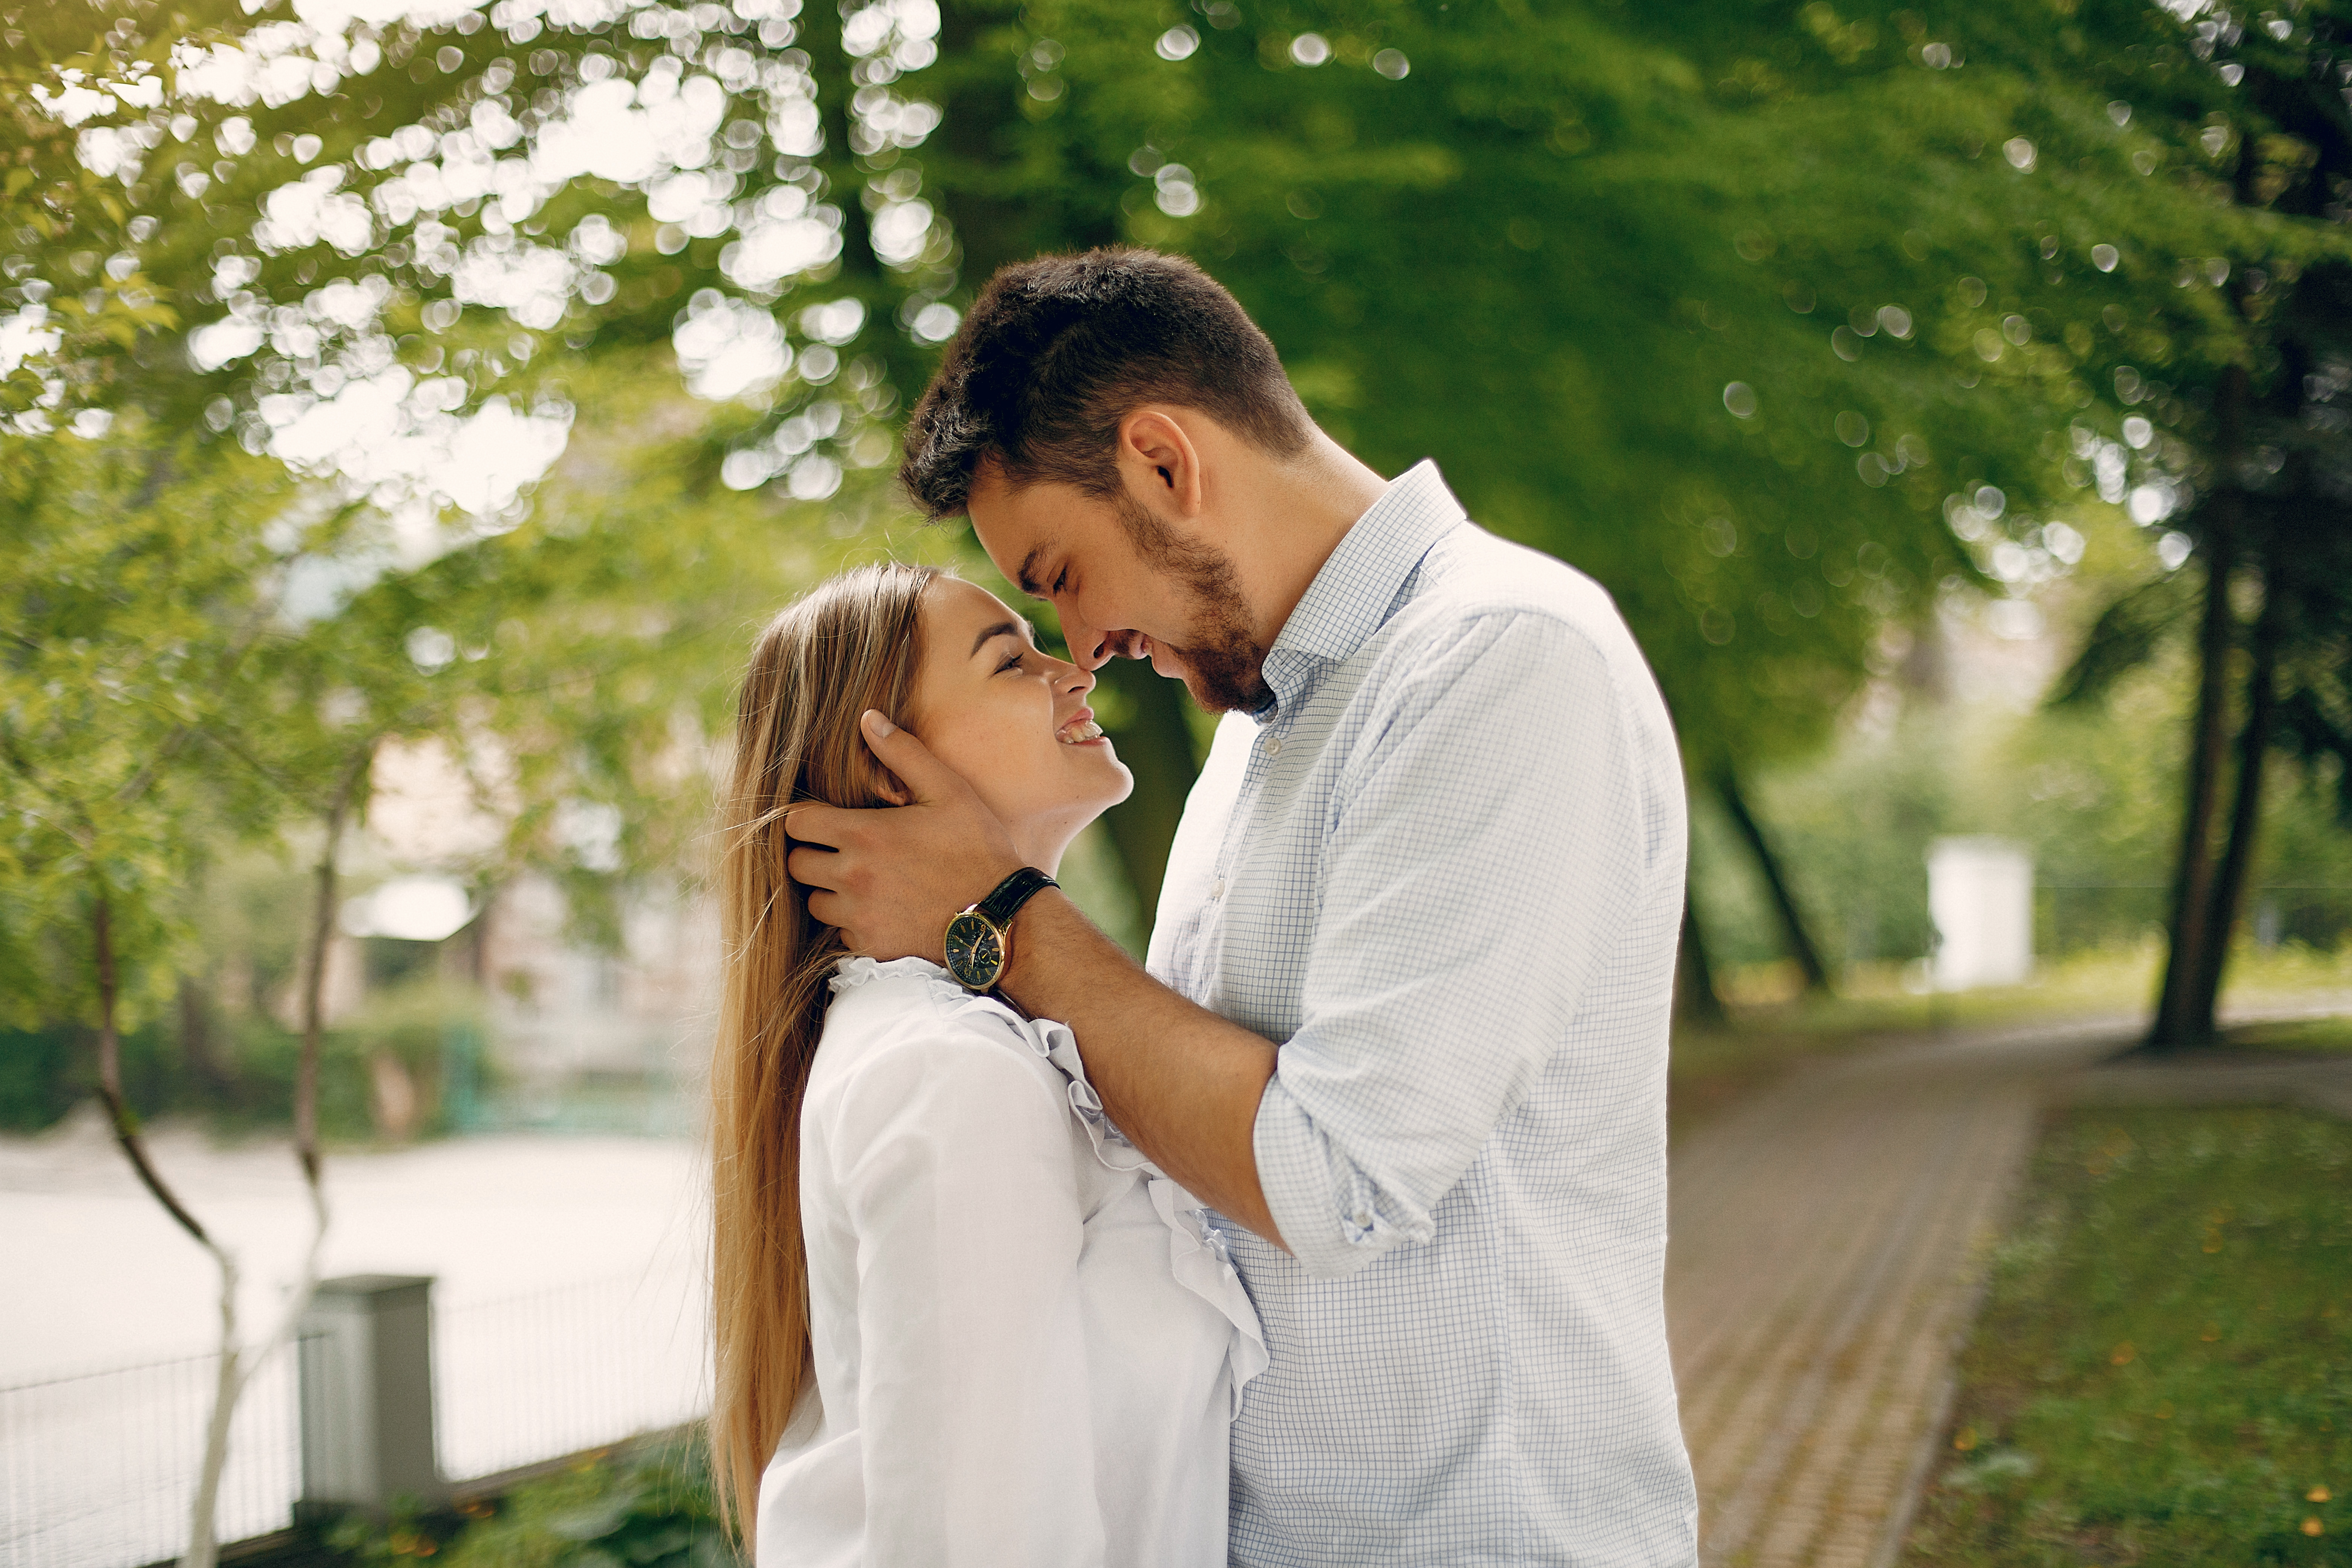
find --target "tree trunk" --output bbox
[1677,891,1727,1026]
[182,1251,243,1568]
[2150,366,2247,1049]
[83,887,245,1568]
[91,892,210,1245]
[1093,661,1202,923]
[928,0,1121,274]
[185,763,361,1565]
[802,1,879,284]
[2183,573,2283,1038]
[295,742,371,1178]
[1715,769,1833,994]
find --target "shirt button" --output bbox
[1263,734,1283,756]
[1209,878,1225,902]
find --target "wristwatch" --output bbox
[943,867,1059,992]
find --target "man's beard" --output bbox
[1114,493,1271,714]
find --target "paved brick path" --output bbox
[1664,1020,2127,1568]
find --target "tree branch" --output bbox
[1716,768,1833,994]
[297,738,376,1183]
[90,891,210,1246]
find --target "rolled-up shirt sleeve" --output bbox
[1252,610,1664,1280]
[831,1031,1106,1566]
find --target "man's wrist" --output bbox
[942,865,1057,991]
[958,854,1026,917]
[995,887,1073,1003]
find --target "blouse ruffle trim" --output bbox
[828,953,963,996]
[1143,1174,1270,1417]
[973,1000,1268,1415]
[829,957,1266,1413]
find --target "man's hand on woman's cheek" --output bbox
[785,710,1026,962]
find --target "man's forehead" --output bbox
[966,463,1062,594]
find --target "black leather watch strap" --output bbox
[976,866,1058,930]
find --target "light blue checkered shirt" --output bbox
[1146,461,1699,1566]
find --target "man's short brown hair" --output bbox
[897,248,1311,519]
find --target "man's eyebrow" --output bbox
[1015,545,1049,597]
[969,619,1023,657]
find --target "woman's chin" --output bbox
[1101,755,1136,809]
[1060,738,1133,808]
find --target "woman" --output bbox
[708,562,1263,1567]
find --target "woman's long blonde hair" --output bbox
[709,561,940,1546]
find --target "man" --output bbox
[788,248,1698,1565]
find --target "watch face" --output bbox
[943,911,1004,989]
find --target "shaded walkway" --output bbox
[1664,1019,2127,1568]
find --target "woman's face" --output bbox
[903,577,1133,872]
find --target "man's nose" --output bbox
[1060,605,1114,671]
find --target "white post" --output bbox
[295,1275,446,1519]
[1927,837,2035,989]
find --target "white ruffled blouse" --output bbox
[756,957,1265,1568]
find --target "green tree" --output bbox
[0,7,878,1556]
[1873,0,2352,1043]
[0,412,341,1568]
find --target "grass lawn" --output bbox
[1899,1106,2352,1566]
[326,1440,724,1566]
[1669,941,2352,1136]
[2227,1016,2352,1056]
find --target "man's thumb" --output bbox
[860,709,961,801]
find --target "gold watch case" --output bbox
[943,905,1009,991]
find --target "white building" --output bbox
[1928,836,2035,989]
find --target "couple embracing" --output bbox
[704,249,1700,1568]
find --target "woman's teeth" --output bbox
[1058,718,1105,745]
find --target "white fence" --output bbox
[0,1271,708,1568]
[0,1344,301,1568]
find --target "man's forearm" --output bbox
[1002,892,1287,1248]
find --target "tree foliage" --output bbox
[9,0,2352,1020]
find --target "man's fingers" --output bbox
[783,800,856,850]
[787,844,847,891]
[861,710,973,805]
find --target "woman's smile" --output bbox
[903,576,1133,869]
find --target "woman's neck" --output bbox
[1009,820,1076,879]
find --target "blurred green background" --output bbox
[6,0,2352,1136]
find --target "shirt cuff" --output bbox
[1253,1073,1435,1282]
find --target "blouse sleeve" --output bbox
[824,1024,1105,1568]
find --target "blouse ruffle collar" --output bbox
[827,954,1268,1410]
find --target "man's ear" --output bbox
[1119,407,1205,516]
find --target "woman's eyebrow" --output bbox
[969,619,1022,657]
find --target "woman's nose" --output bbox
[1057,659,1095,695]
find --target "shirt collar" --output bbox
[1258,459,1465,714]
